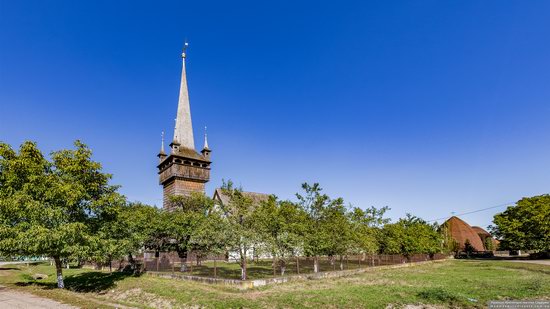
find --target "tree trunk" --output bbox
[296,256,300,274]
[280,259,286,276]
[339,255,344,270]
[118,258,124,271]
[240,249,247,280]
[273,257,276,276]
[53,256,65,289]
[109,259,112,274]
[128,253,136,271]
[253,246,257,263]
[180,258,188,272]
[313,256,319,273]
[214,257,217,278]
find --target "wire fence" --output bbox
[94,252,447,280]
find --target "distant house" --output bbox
[212,188,273,260]
[212,188,271,209]
[442,216,486,251]
[472,226,500,250]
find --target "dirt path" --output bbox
[0,285,77,308]
[507,259,550,266]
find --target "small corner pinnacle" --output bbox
[203,126,209,150]
[160,131,165,154]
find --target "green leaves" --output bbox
[0,141,126,287]
[252,197,306,259]
[379,215,443,256]
[491,195,550,252]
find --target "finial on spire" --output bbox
[182,41,189,58]
[203,126,209,149]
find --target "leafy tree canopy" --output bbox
[490,195,550,252]
[0,141,125,288]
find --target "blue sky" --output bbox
[1,1,549,229]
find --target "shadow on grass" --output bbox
[0,267,19,270]
[16,271,139,293]
[173,259,366,280]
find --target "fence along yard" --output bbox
[97,253,448,280]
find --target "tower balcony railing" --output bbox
[159,164,210,184]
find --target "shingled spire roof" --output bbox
[173,42,195,149]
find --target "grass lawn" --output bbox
[159,257,387,279]
[0,260,548,308]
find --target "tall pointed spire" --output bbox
[158,45,211,209]
[173,41,195,150]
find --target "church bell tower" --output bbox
[157,44,211,209]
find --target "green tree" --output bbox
[349,206,389,258]
[142,208,173,258]
[169,193,216,269]
[219,180,257,280]
[118,202,160,271]
[296,183,348,272]
[322,198,353,270]
[490,195,550,253]
[0,141,124,288]
[252,197,307,275]
[380,214,442,258]
[484,237,494,251]
[463,239,475,256]
[92,208,132,273]
[189,208,232,277]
